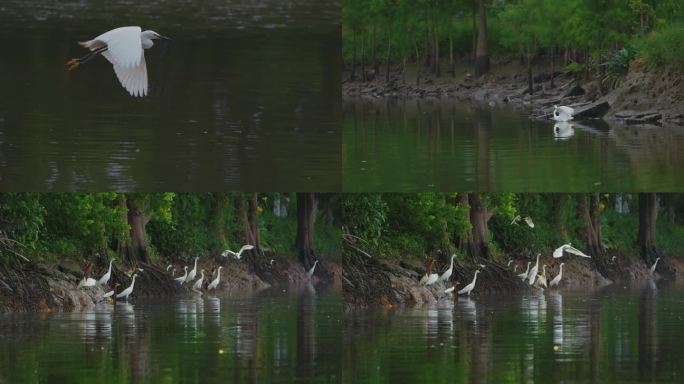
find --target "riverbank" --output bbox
[343,59,684,126]
[0,255,341,313]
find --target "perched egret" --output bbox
[98,259,115,286]
[67,26,170,97]
[208,267,223,290]
[553,105,575,122]
[549,263,565,287]
[419,260,435,285]
[187,257,199,282]
[528,254,541,285]
[553,243,591,258]
[439,254,457,283]
[193,269,205,290]
[175,266,189,284]
[78,277,97,288]
[458,270,480,295]
[307,260,319,279]
[649,257,660,275]
[116,274,138,301]
[425,273,440,286]
[444,280,461,295]
[610,256,617,263]
[221,245,254,260]
[536,265,548,288]
[269,259,275,267]
[518,262,530,280]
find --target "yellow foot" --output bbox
[66,59,79,71]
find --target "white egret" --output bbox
[554,122,575,140]
[553,105,575,122]
[458,270,480,295]
[102,283,121,299]
[193,269,205,290]
[175,266,189,284]
[511,215,535,228]
[97,259,115,286]
[528,254,541,285]
[649,257,660,275]
[507,259,514,267]
[116,274,138,301]
[221,245,254,260]
[444,280,461,295]
[536,265,548,288]
[166,264,173,272]
[307,260,319,279]
[187,257,199,282]
[518,262,530,280]
[67,26,170,97]
[208,266,223,290]
[78,277,97,288]
[549,263,564,287]
[419,260,434,285]
[439,254,457,283]
[610,256,617,263]
[425,273,440,286]
[553,243,591,258]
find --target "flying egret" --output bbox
[175,266,189,284]
[549,263,564,287]
[528,254,541,285]
[116,274,138,301]
[193,269,205,290]
[511,215,535,228]
[187,257,199,282]
[518,262,530,280]
[553,105,575,122]
[208,266,223,290]
[649,257,660,275]
[66,26,170,97]
[307,260,319,279]
[553,244,591,258]
[458,270,480,295]
[439,254,457,283]
[98,259,115,286]
[221,245,255,260]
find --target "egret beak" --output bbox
[159,35,172,41]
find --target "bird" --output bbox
[419,260,435,285]
[425,272,440,286]
[166,264,173,272]
[307,260,319,279]
[66,26,170,97]
[553,244,591,258]
[444,280,461,295]
[221,245,255,260]
[439,254,457,283]
[208,266,223,290]
[518,262,530,280]
[102,283,121,300]
[193,269,205,290]
[175,266,189,284]
[187,257,199,282]
[528,254,541,285]
[649,257,660,275]
[549,263,565,287]
[97,259,115,286]
[553,105,575,122]
[535,265,548,288]
[513,265,518,273]
[510,215,534,228]
[78,276,97,288]
[458,270,480,295]
[553,122,575,140]
[610,256,617,263]
[507,259,514,268]
[116,274,138,301]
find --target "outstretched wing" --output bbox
[564,245,591,258]
[88,26,143,68]
[553,245,565,258]
[102,51,148,97]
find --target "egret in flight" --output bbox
[208,266,223,290]
[553,105,575,122]
[553,244,591,258]
[222,245,255,260]
[649,257,660,275]
[66,26,170,97]
[458,270,480,296]
[116,274,138,301]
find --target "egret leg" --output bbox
[66,46,108,71]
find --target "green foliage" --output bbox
[602,47,636,89]
[341,193,388,245]
[0,193,45,249]
[636,22,684,68]
[561,62,585,75]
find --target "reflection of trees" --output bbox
[638,286,657,382]
[296,284,317,380]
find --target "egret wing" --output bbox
[102,51,148,97]
[553,245,566,258]
[93,26,143,68]
[564,245,591,258]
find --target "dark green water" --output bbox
[343,285,684,383]
[343,99,684,192]
[0,0,340,191]
[0,287,341,383]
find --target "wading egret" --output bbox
[549,263,564,287]
[528,254,541,285]
[193,269,205,290]
[208,266,223,290]
[444,280,461,295]
[458,270,480,295]
[67,26,170,97]
[518,262,530,280]
[221,245,255,260]
[439,254,457,283]
[98,259,115,286]
[187,257,199,282]
[175,266,188,284]
[307,260,319,279]
[102,283,120,299]
[649,257,660,275]
[553,243,591,258]
[536,265,548,288]
[553,105,575,122]
[116,274,138,301]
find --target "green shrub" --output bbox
[637,22,684,68]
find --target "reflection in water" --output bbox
[343,99,684,191]
[0,287,340,383]
[343,287,684,383]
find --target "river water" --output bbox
[343,99,684,191]
[0,286,341,383]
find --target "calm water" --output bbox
[0,0,340,191]
[343,285,684,383]
[0,287,341,383]
[343,99,684,191]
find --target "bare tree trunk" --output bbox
[469,193,490,260]
[296,193,317,268]
[526,49,533,94]
[372,23,378,75]
[351,30,357,81]
[638,193,659,265]
[361,29,366,81]
[449,32,455,77]
[475,0,490,76]
[126,196,149,264]
[234,194,259,250]
[435,30,440,77]
[549,46,556,88]
[211,193,228,251]
[385,30,392,83]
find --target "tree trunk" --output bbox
[449,32,454,77]
[126,196,149,264]
[211,193,228,251]
[351,30,357,81]
[468,193,490,260]
[526,50,533,94]
[372,23,378,75]
[638,193,659,265]
[361,29,366,81]
[234,194,260,250]
[475,0,490,76]
[296,193,317,268]
[415,40,421,86]
[576,194,604,261]
[435,30,440,77]
[385,30,392,83]
[471,3,477,63]
[549,46,556,88]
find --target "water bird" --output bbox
[66,26,170,97]
[193,269,205,290]
[535,265,548,288]
[444,280,461,295]
[102,283,121,300]
[549,263,564,287]
[553,244,591,258]
[208,266,223,290]
[187,257,199,282]
[166,264,173,272]
[649,257,660,275]
[507,259,514,267]
[518,262,530,280]
[97,259,115,286]
[116,274,138,301]
[553,122,575,140]
[439,254,457,283]
[78,277,97,288]
[510,215,534,228]
[307,260,319,279]
[221,244,255,260]
[419,260,435,285]
[458,270,480,295]
[175,266,189,284]
[528,254,541,285]
[553,105,575,122]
